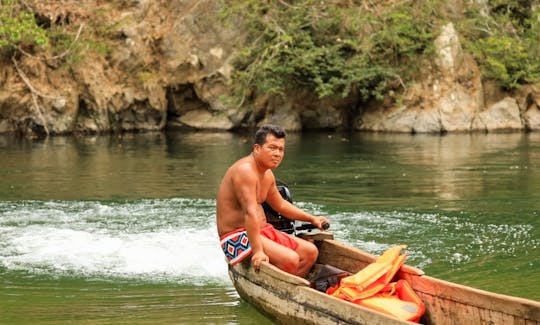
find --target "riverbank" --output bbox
[1,1,539,137]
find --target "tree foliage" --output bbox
[221,0,440,104]
[223,0,540,104]
[0,0,48,56]
[455,0,539,89]
[0,0,110,66]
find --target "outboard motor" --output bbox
[264,181,342,291]
[262,180,295,234]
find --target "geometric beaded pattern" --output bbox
[220,230,252,266]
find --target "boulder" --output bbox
[472,97,523,132]
[179,109,234,130]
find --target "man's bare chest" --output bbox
[256,179,271,204]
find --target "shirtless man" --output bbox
[217,125,329,277]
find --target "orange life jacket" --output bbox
[326,245,425,323]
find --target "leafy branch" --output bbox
[222,0,438,107]
[458,1,540,89]
[0,0,48,55]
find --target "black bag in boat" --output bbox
[306,264,351,293]
[262,180,295,234]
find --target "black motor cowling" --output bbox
[262,180,295,234]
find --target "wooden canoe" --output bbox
[228,232,540,325]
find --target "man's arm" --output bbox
[232,166,269,269]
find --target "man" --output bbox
[217,124,329,277]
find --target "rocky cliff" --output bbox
[0,0,539,136]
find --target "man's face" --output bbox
[256,134,285,169]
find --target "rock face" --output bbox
[520,85,540,131]
[356,22,536,134]
[0,3,538,135]
[0,0,241,135]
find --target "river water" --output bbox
[0,131,538,324]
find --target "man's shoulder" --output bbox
[225,157,254,180]
[231,156,254,171]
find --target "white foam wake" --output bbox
[0,199,230,284]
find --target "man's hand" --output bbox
[251,251,269,272]
[312,216,330,230]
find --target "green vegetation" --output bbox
[222,0,440,104]
[0,0,111,66]
[222,0,540,105]
[0,0,49,56]
[458,0,540,89]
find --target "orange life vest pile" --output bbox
[326,245,426,323]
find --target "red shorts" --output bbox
[260,223,299,250]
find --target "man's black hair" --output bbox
[254,125,286,146]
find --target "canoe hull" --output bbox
[229,234,540,325]
[229,261,415,325]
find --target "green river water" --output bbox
[0,131,538,324]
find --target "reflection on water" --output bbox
[1,132,538,210]
[0,131,539,324]
[366,132,538,203]
[0,132,251,200]
[275,132,540,215]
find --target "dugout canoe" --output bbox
[228,232,540,325]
